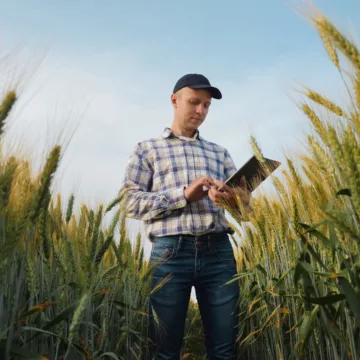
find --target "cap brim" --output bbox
[189,84,222,99]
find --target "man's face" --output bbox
[171,87,212,132]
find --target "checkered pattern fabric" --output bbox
[120,128,237,240]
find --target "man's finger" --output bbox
[208,189,221,205]
[240,175,247,189]
[208,186,216,196]
[208,188,216,201]
[209,186,222,199]
[221,183,232,193]
[205,176,215,186]
[213,179,224,189]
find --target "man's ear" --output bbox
[171,93,177,108]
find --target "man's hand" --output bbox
[184,176,215,202]
[208,176,251,209]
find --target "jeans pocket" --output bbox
[214,239,235,262]
[150,241,177,262]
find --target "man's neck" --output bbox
[170,125,196,138]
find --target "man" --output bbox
[120,74,251,359]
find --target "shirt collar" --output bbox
[162,127,201,141]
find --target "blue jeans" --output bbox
[148,232,240,360]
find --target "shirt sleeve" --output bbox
[224,149,237,180]
[119,143,187,221]
[224,149,253,217]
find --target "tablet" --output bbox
[225,155,281,192]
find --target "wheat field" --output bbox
[1,7,360,360]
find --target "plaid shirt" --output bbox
[120,128,237,240]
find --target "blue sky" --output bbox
[0,1,359,251]
[1,1,358,66]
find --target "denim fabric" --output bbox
[148,232,240,360]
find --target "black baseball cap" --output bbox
[173,73,222,99]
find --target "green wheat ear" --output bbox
[29,145,61,222]
[65,194,75,224]
[68,293,89,344]
[0,90,16,137]
[0,156,17,209]
[250,135,265,165]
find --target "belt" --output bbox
[162,231,228,242]
[153,232,229,250]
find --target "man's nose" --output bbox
[196,104,205,114]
